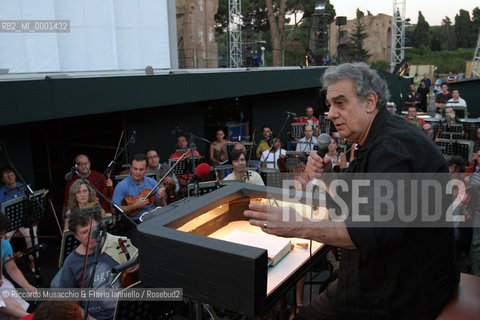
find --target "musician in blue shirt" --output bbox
[0,166,38,272]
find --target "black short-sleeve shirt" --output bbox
[333,108,459,319]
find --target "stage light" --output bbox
[314,1,326,14]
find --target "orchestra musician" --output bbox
[296,124,318,152]
[0,165,39,273]
[112,154,166,224]
[146,148,180,196]
[64,180,109,230]
[0,213,37,320]
[64,154,113,212]
[169,135,201,192]
[223,150,264,186]
[50,207,138,320]
[260,135,286,169]
[405,106,425,127]
[256,125,273,159]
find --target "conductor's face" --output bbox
[326,79,378,145]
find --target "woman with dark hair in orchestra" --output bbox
[324,136,347,172]
[209,129,227,166]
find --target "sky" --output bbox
[330,0,478,26]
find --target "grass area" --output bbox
[405,46,475,74]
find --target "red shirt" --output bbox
[64,170,107,207]
[293,116,319,124]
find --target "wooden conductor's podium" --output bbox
[137,184,329,316]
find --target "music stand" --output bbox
[58,230,80,268]
[187,181,223,197]
[2,188,46,286]
[290,123,304,139]
[168,156,201,176]
[258,168,282,188]
[2,189,46,232]
[436,139,473,163]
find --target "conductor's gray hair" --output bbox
[321,62,391,109]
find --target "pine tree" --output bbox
[412,11,430,48]
[455,9,473,48]
[441,17,456,50]
[349,9,370,62]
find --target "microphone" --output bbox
[90,221,109,239]
[285,111,297,117]
[316,133,331,158]
[188,163,211,184]
[64,164,78,181]
[130,130,136,144]
[112,255,138,274]
[170,126,180,136]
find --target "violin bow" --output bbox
[108,130,125,179]
[143,149,191,200]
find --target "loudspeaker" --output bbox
[336,16,347,26]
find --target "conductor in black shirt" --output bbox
[245,62,459,319]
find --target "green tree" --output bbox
[412,11,429,48]
[441,17,456,50]
[454,9,473,48]
[348,8,370,62]
[472,7,480,35]
[215,0,336,66]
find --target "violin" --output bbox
[124,189,156,217]
[117,238,139,288]
[124,150,190,216]
[163,177,181,205]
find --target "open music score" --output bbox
[1,189,47,231]
[168,155,202,175]
[436,138,473,163]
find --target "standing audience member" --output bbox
[446,71,458,83]
[423,73,431,89]
[417,79,430,112]
[433,75,442,95]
